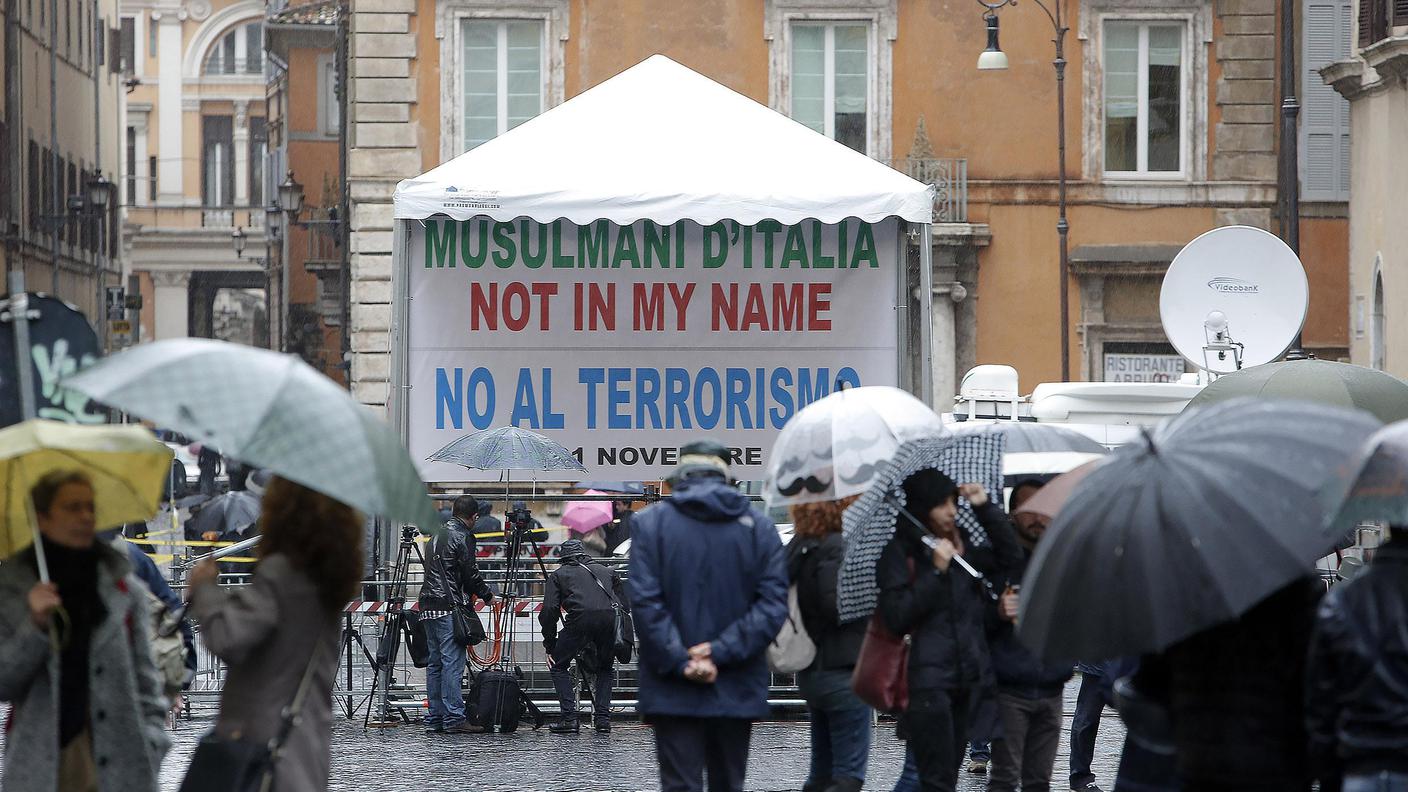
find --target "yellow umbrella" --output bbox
[1,419,172,581]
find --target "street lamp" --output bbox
[265,203,284,244]
[976,0,1071,381]
[85,170,111,212]
[977,14,1009,71]
[231,226,247,259]
[278,171,305,225]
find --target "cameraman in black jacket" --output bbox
[419,495,495,734]
[541,539,629,734]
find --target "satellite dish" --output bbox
[1160,226,1308,374]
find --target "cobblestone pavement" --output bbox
[147,679,1126,791]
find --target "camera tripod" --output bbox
[338,611,378,719]
[362,526,427,728]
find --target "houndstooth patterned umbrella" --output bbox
[63,338,443,533]
[837,432,1006,622]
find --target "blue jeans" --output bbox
[804,706,872,789]
[893,746,919,792]
[1346,772,1408,792]
[1070,671,1112,787]
[423,614,466,727]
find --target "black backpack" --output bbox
[467,667,545,732]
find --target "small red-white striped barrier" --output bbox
[343,600,546,614]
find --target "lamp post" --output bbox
[231,226,247,259]
[85,171,111,347]
[976,0,1071,381]
[278,171,305,225]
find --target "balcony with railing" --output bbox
[893,157,968,224]
[126,205,267,231]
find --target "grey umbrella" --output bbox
[62,338,443,534]
[1186,359,1408,424]
[1017,398,1382,662]
[186,489,262,538]
[428,426,587,472]
[837,432,1006,622]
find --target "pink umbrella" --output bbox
[561,490,613,535]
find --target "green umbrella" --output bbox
[1185,359,1408,424]
[63,339,441,534]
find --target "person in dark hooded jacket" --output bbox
[628,440,789,792]
[541,538,628,734]
[877,468,1019,792]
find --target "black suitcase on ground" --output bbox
[468,668,522,732]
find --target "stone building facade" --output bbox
[343,0,1352,411]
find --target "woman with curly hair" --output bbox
[185,476,364,792]
[789,495,871,792]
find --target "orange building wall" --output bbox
[394,0,1348,387]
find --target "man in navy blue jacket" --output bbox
[628,440,789,792]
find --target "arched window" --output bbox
[204,21,264,75]
[1372,268,1386,371]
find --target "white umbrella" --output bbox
[764,386,944,507]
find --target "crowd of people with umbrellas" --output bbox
[0,336,1407,792]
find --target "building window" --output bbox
[1303,0,1352,201]
[1372,268,1386,370]
[148,12,157,59]
[118,17,135,73]
[149,155,157,196]
[459,19,543,151]
[321,56,340,136]
[125,126,137,205]
[790,23,870,154]
[249,116,267,205]
[1103,21,1185,176]
[28,142,39,231]
[202,116,234,206]
[204,21,262,75]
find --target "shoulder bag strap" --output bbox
[585,565,620,608]
[260,636,331,791]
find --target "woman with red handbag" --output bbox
[874,469,1018,792]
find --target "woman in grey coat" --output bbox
[0,470,171,792]
[185,476,363,792]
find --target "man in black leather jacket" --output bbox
[541,539,628,734]
[1306,526,1408,792]
[418,495,495,734]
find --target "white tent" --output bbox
[392,54,934,226]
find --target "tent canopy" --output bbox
[393,54,934,226]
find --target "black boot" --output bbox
[550,717,580,734]
[593,717,611,733]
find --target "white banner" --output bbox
[404,217,902,481]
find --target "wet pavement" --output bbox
[147,678,1126,791]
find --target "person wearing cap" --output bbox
[627,439,789,792]
[540,538,629,734]
[878,468,1019,792]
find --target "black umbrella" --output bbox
[186,489,262,539]
[1017,398,1382,662]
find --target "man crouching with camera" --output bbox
[420,495,496,734]
[541,539,630,734]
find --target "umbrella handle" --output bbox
[887,495,986,582]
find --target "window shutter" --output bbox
[1302,0,1353,201]
[1396,0,1408,24]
